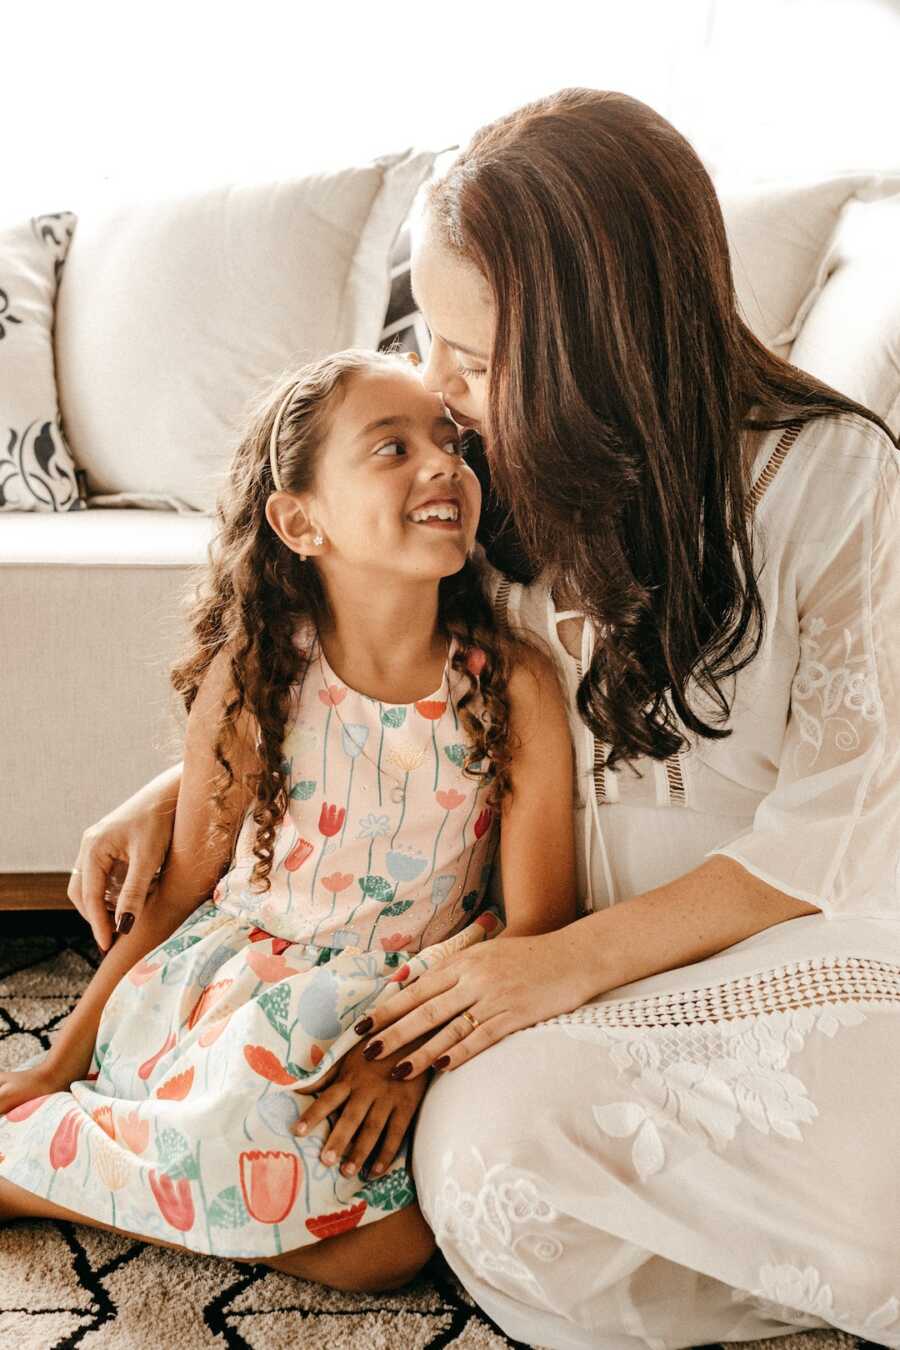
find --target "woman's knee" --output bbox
[268,1202,435,1293]
[413,1038,537,1182]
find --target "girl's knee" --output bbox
[269,1203,436,1293]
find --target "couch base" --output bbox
[0,875,74,909]
[1,508,213,873]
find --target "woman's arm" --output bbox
[68,760,185,951]
[553,854,819,1004]
[351,855,818,1079]
[45,647,260,1085]
[495,646,577,937]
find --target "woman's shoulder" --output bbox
[476,548,554,635]
[749,409,897,491]
[748,409,898,539]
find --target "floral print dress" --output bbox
[0,632,501,1258]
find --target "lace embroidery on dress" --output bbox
[731,1264,900,1339]
[746,420,804,512]
[542,957,900,1028]
[493,576,512,632]
[428,1145,563,1296]
[664,755,686,805]
[547,998,884,1178]
[537,960,900,1176]
[792,617,882,770]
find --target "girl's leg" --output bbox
[267,1202,436,1292]
[1,1174,434,1292]
[0,1173,220,1258]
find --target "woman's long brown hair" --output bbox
[169,350,516,896]
[426,87,898,768]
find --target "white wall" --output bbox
[3,0,899,218]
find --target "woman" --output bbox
[66,90,900,1347]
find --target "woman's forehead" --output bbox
[410,217,493,351]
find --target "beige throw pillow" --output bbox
[720,171,900,357]
[0,212,83,512]
[788,193,900,432]
[55,150,435,513]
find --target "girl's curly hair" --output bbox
[169,348,519,896]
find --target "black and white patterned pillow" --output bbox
[0,211,85,511]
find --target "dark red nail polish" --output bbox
[354,1017,373,1035]
[116,912,135,934]
[390,1061,412,1080]
[434,1055,451,1070]
[363,1040,383,1061]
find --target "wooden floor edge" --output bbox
[0,875,74,909]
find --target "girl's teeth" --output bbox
[411,506,458,522]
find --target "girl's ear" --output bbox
[264,492,322,560]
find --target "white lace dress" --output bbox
[410,412,900,1349]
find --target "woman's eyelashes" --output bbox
[457,364,486,379]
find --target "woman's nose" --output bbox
[420,336,464,399]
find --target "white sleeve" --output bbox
[710,426,900,919]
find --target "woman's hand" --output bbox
[352,927,597,1078]
[67,773,178,952]
[290,1036,434,1181]
[0,1063,76,1118]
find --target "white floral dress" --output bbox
[411,412,900,1349]
[0,633,501,1258]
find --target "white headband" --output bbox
[269,383,298,492]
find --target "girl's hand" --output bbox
[352,927,597,1078]
[68,787,172,952]
[290,1036,433,1181]
[0,1063,73,1118]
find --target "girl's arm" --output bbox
[44,646,261,1085]
[495,645,578,937]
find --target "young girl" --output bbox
[0,349,576,1289]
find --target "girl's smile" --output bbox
[407,492,463,528]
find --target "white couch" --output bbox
[2,167,898,899]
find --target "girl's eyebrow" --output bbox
[356,414,458,440]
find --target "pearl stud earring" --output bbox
[313,534,324,547]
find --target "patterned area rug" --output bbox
[0,927,886,1350]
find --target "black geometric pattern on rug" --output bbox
[0,931,890,1350]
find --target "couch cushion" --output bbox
[55,150,435,514]
[0,212,83,512]
[720,171,900,357]
[0,505,214,566]
[788,193,900,432]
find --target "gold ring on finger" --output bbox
[461,1008,480,1032]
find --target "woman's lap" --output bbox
[412,921,900,1349]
